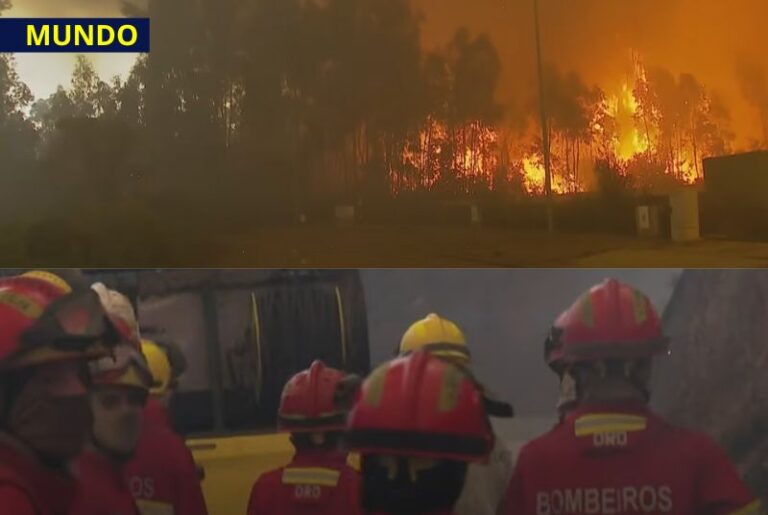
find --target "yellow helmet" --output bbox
[90,343,152,390]
[398,313,471,364]
[141,339,172,395]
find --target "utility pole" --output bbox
[532,0,554,232]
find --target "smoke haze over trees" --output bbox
[0,0,767,262]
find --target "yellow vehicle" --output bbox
[84,269,371,515]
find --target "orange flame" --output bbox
[606,82,651,161]
[392,53,712,195]
[520,154,569,194]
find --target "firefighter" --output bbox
[505,278,761,515]
[247,360,363,514]
[139,338,185,430]
[398,313,514,515]
[124,338,208,515]
[345,349,495,515]
[70,283,152,515]
[0,271,120,515]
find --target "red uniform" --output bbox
[247,449,362,515]
[0,442,77,515]
[370,512,455,515]
[143,398,172,430]
[70,449,140,515]
[124,408,208,515]
[506,404,760,515]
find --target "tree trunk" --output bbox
[690,115,700,179]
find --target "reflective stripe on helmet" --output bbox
[0,290,44,319]
[438,362,463,412]
[579,293,594,327]
[632,288,648,323]
[20,271,71,294]
[281,467,340,487]
[362,364,388,407]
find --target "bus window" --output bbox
[215,273,368,433]
[138,292,216,436]
[215,288,274,432]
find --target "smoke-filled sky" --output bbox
[9,0,768,145]
[412,0,768,146]
[363,268,680,415]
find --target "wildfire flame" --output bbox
[521,154,569,195]
[606,82,651,161]
[393,54,721,195]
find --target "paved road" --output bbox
[220,223,768,267]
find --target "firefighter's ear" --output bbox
[334,374,362,410]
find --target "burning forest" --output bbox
[2,0,768,223]
[391,52,738,196]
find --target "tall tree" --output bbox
[69,55,100,118]
[543,65,603,192]
[0,53,37,166]
[30,86,76,136]
[638,67,733,181]
[736,60,768,148]
[116,56,147,127]
[0,52,39,217]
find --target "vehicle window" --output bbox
[138,292,216,436]
[217,279,350,432]
[215,288,274,432]
[134,270,371,437]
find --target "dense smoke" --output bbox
[12,0,768,145]
[413,0,768,146]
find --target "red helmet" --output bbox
[545,278,667,369]
[0,271,117,369]
[345,350,494,462]
[278,360,351,433]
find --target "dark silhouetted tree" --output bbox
[543,65,603,192]
[736,60,768,148]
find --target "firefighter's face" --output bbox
[90,385,146,456]
[8,361,92,463]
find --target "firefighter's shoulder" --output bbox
[514,419,571,463]
[0,485,38,515]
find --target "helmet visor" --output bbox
[20,288,120,352]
